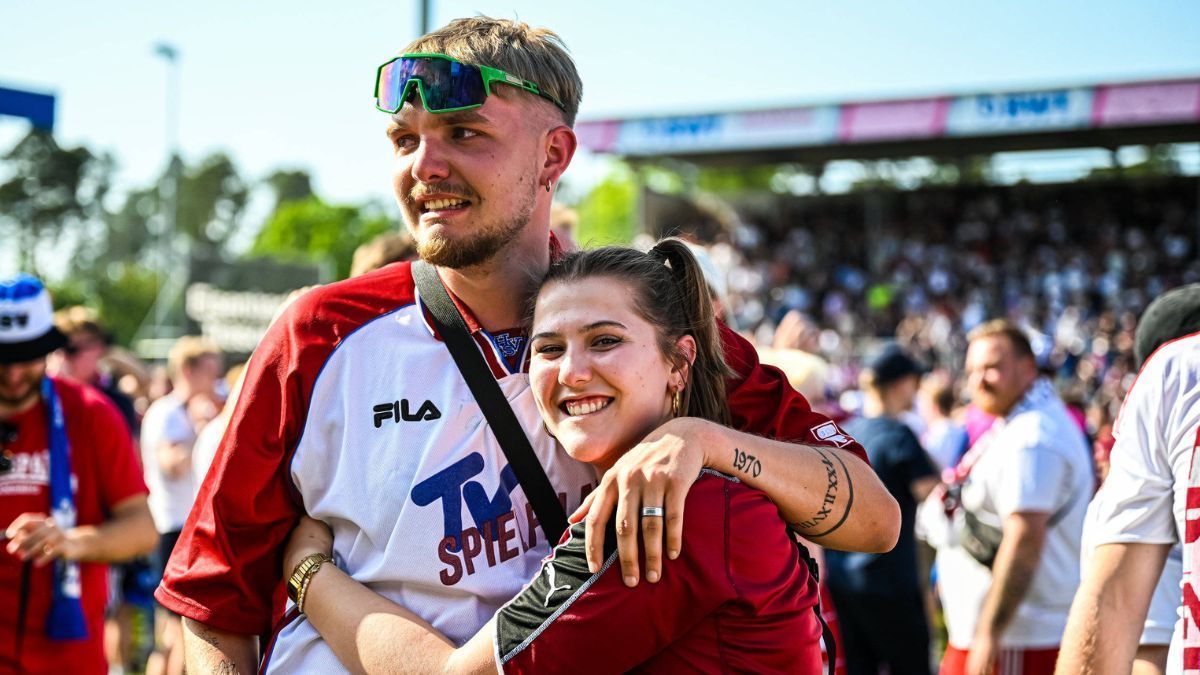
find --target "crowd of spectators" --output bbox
[707,176,1198,452]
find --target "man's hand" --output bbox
[569,417,708,587]
[5,513,81,565]
[965,634,998,675]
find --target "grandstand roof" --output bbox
[577,77,1200,166]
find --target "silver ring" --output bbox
[641,506,665,518]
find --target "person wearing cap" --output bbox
[920,319,1092,675]
[0,274,157,674]
[1058,283,1200,675]
[826,345,939,675]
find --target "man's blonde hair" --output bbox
[54,305,109,342]
[167,336,222,380]
[967,319,1035,361]
[403,16,582,126]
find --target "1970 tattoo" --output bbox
[732,447,762,477]
[790,445,854,538]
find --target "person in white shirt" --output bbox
[140,335,222,675]
[921,319,1092,675]
[1058,283,1200,675]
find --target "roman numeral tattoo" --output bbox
[789,446,854,538]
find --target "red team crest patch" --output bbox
[811,422,853,448]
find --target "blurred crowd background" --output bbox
[3,3,1199,673]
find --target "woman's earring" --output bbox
[672,389,681,417]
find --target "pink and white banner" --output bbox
[838,98,951,142]
[575,77,1199,157]
[1092,79,1200,127]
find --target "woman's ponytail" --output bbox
[649,239,732,426]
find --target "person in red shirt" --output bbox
[0,275,157,675]
[284,241,838,674]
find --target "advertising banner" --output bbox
[947,88,1092,135]
[839,98,950,142]
[575,106,838,156]
[1093,80,1200,126]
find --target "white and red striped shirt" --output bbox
[1086,331,1200,674]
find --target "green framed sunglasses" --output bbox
[374,52,566,114]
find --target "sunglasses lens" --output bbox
[376,57,486,113]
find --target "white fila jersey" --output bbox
[155,260,869,674]
[1086,332,1200,674]
[156,263,597,672]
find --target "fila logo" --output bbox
[373,400,442,427]
[0,313,30,329]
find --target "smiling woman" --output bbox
[527,244,728,472]
[282,240,833,674]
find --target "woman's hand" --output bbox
[284,516,334,576]
[570,417,711,587]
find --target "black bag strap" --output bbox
[412,261,569,544]
[794,540,837,675]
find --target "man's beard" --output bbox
[413,179,537,270]
[0,369,44,410]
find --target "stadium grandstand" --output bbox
[576,77,1199,422]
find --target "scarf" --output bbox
[42,377,87,640]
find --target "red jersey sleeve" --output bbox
[720,324,868,464]
[83,386,148,510]
[154,301,311,633]
[154,275,397,633]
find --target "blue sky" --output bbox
[1,0,1198,205]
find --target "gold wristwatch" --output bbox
[287,553,334,612]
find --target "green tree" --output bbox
[575,163,638,246]
[264,169,315,211]
[0,130,112,276]
[49,265,159,346]
[695,164,781,193]
[250,196,393,279]
[176,153,250,259]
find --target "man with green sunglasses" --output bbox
[162,16,897,674]
[374,52,567,115]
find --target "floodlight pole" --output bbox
[419,0,431,35]
[154,43,181,335]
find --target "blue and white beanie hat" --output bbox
[0,274,67,364]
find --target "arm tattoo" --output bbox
[195,624,221,648]
[731,447,762,477]
[788,446,854,538]
[191,623,243,674]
